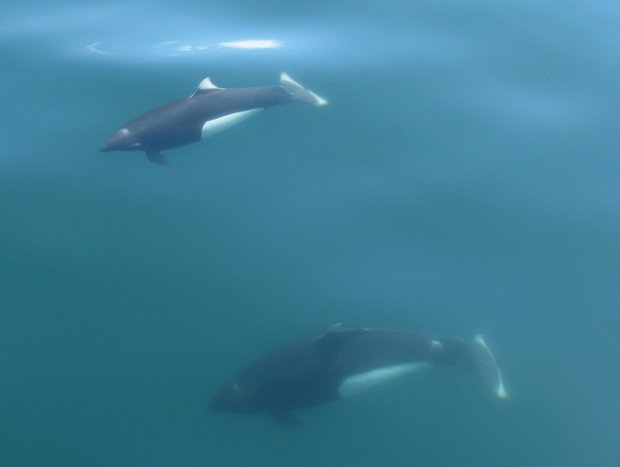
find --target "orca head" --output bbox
[100,127,144,152]
[209,381,255,413]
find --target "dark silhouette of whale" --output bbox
[209,324,508,425]
[101,73,327,164]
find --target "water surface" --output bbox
[1,1,619,465]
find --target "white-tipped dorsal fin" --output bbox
[190,77,222,97]
[198,77,221,91]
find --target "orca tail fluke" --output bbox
[470,335,509,399]
[280,73,328,106]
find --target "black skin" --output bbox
[209,326,473,425]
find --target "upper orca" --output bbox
[209,324,508,425]
[100,73,328,164]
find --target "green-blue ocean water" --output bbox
[1,0,619,465]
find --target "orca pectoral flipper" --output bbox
[146,150,168,165]
[271,411,302,427]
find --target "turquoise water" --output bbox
[2,0,619,465]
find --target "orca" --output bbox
[209,325,508,425]
[100,73,328,164]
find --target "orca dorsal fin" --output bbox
[190,77,223,97]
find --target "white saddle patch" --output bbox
[338,362,432,398]
[201,109,262,139]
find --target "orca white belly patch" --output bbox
[201,109,263,139]
[338,362,432,398]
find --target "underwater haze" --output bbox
[1,0,619,465]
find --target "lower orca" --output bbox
[100,73,327,164]
[209,325,508,425]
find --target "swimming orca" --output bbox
[209,325,508,425]
[100,73,328,164]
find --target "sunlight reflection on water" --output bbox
[0,2,464,66]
